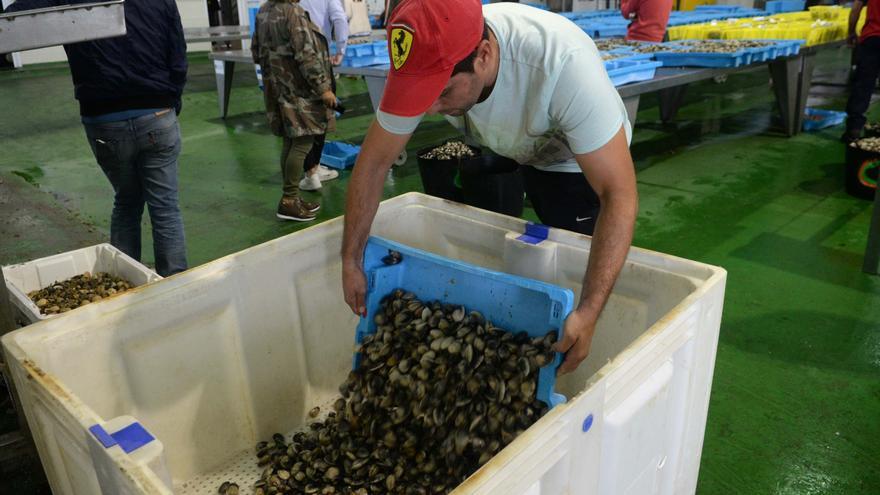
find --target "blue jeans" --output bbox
[84,110,188,276]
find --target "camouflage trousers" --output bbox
[281,134,323,198]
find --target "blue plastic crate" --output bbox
[355,236,575,408]
[765,0,806,13]
[344,56,388,68]
[803,108,846,131]
[320,141,360,169]
[594,24,628,38]
[653,49,750,68]
[772,39,803,57]
[605,59,663,86]
[694,5,745,12]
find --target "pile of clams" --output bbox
[219,289,559,495]
[28,271,133,315]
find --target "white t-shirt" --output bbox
[376,3,631,173]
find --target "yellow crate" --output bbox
[809,5,845,21]
[770,12,814,22]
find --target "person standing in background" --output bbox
[4,0,189,276]
[345,0,374,36]
[621,0,674,43]
[252,0,337,221]
[843,0,880,143]
[297,0,349,191]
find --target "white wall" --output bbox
[12,0,210,66]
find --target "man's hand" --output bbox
[343,261,367,317]
[332,53,344,66]
[321,90,337,109]
[848,34,858,48]
[553,308,598,375]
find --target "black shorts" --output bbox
[521,166,600,236]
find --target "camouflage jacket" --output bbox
[251,0,335,138]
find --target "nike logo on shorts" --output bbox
[576,216,592,222]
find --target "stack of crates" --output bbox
[340,41,389,68]
[667,9,854,45]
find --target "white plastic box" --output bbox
[2,193,726,495]
[2,243,162,324]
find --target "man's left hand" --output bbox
[332,53,344,66]
[553,307,598,375]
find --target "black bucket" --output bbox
[416,143,482,203]
[460,154,524,217]
[844,145,880,200]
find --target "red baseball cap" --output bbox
[379,0,485,117]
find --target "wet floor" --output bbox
[1,47,878,494]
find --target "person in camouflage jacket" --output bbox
[252,0,337,221]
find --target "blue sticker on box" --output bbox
[516,222,549,245]
[89,422,155,454]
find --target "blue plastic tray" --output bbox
[595,24,628,38]
[320,141,360,169]
[694,5,745,12]
[355,236,575,408]
[653,49,750,68]
[605,59,663,86]
[765,0,805,14]
[803,108,846,131]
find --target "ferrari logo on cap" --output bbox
[390,26,413,71]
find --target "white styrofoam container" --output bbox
[1,193,726,495]
[2,243,163,323]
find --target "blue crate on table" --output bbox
[605,58,663,86]
[343,56,389,68]
[320,141,360,169]
[803,108,846,131]
[594,23,628,38]
[765,0,806,13]
[341,41,389,67]
[694,5,745,12]
[355,236,575,409]
[653,48,751,68]
[772,39,804,57]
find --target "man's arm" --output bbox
[342,120,411,315]
[554,125,638,374]
[621,0,640,20]
[849,0,864,47]
[328,0,349,63]
[166,0,188,105]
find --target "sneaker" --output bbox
[300,197,320,213]
[299,174,322,191]
[316,165,339,182]
[276,196,317,222]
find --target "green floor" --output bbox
[1,48,879,494]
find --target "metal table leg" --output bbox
[864,188,880,275]
[794,51,817,137]
[214,59,236,119]
[364,75,387,114]
[659,85,688,123]
[769,55,801,136]
[622,95,640,129]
